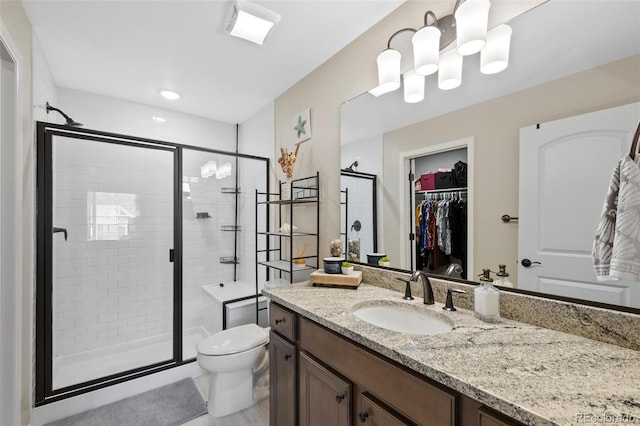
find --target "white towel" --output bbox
[592,155,640,281]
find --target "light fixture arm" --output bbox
[423,11,439,27]
[386,27,417,49]
[452,0,464,14]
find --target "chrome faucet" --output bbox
[409,271,434,305]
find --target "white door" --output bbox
[518,102,640,308]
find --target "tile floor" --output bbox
[182,374,269,426]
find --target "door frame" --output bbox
[36,124,180,405]
[0,21,24,426]
[397,137,474,276]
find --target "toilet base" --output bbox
[207,369,256,417]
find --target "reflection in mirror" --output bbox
[340,0,640,310]
[412,148,468,279]
[340,170,377,263]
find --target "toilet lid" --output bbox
[197,323,269,356]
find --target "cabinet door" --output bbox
[479,406,525,426]
[299,352,351,426]
[358,393,414,426]
[270,331,297,426]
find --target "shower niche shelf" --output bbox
[220,256,240,264]
[255,173,320,286]
[221,225,242,231]
[221,187,241,194]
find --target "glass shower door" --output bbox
[48,134,175,391]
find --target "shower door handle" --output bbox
[169,249,175,263]
[53,227,67,241]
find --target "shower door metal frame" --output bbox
[35,122,270,405]
[340,169,379,255]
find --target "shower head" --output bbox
[344,160,359,172]
[46,102,83,127]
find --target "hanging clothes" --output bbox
[415,192,466,275]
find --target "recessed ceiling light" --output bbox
[152,116,166,123]
[160,90,181,100]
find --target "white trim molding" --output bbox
[0,18,25,426]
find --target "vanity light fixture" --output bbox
[370,0,512,101]
[160,90,181,100]
[224,0,281,45]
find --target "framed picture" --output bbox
[292,108,311,143]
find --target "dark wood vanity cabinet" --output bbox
[269,329,297,426]
[298,352,351,426]
[359,392,415,426]
[269,303,299,426]
[269,302,524,426]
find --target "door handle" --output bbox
[359,411,369,423]
[53,227,68,241]
[521,259,542,268]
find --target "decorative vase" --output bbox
[378,261,390,267]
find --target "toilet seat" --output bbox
[197,323,268,356]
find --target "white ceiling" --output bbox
[21,0,405,124]
[342,0,640,145]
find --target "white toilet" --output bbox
[196,323,269,417]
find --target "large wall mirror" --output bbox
[340,0,640,310]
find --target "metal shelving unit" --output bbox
[255,172,320,287]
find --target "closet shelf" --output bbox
[416,187,467,194]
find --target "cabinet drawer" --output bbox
[359,392,416,426]
[270,303,297,341]
[300,318,456,425]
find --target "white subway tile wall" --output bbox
[52,137,174,362]
[50,138,269,376]
[181,152,267,352]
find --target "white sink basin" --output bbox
[353,305,453,335]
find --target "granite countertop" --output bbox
[263,282,640,426]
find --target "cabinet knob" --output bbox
[358,411,369,423]
[335,394,345,404]
[275,318,285,325]
[284,354,291,361]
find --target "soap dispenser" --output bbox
[474,269,500,322]
[495,264,514,288]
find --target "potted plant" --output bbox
[378,257,391,267]
[341,261,354,275]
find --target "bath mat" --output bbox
[46,378,207,426]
